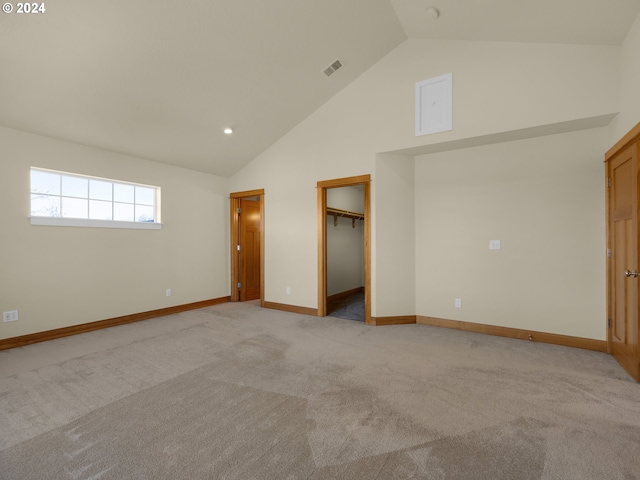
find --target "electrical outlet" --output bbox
[3,310,19,322]
[489,240,501,250]
[454,299,462,308]
[166,288,172,297]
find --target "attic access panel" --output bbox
[415,73,452,136]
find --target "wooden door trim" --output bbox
[230,189,265,199]
[230,189,265,305]
[605,158,612,354]
[317,175,371,189]
[317,175,371,324]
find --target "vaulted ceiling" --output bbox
[1,0,639,177]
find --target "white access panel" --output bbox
[415,73,452,136]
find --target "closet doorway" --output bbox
[230,189,264,304]
[317,175,371,324]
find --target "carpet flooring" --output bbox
[1,301,639,479]
[327,291,365,322]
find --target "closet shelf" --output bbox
[327,207,364,228]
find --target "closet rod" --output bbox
[326,207,364,228]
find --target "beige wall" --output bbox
[0,126,229,340]
[415,128,608,339]
[373,154,415,317]
[611,12,640,142]
[357,38,618,154]
[326,187,364,297]
[230,38,617,324]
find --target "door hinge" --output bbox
[237,207,241,213]
[237,282,241,289]
[608,318,612,328]
[607,248,612,258]
[607,177,612,188]
[237,245,241,251]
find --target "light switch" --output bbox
[489,240,501,250]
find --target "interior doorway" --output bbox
[317,175,371,324]
[230,189,264,304]
[326,186,365,321]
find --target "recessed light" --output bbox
[223,127,233,135]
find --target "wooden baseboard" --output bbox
[369,315,417,326]
[263,301,318,317]
[327,287,364,304]
[0,296,230,351]
[417,316,607,352]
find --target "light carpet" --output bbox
[0,301,639,479]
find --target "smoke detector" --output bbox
[323,59,343,77]
[425,7,440,19]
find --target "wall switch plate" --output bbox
[286,287,291,295]
[454,299,462,308]
[3,310,19,322]
[489,240,501,250]
[166,288,172,297]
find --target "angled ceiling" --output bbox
[1,1,638,177]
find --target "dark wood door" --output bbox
[239,199,261,301]
[608,143,639,381]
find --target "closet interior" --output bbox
[326,186,365,322]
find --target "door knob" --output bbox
[624,269,639,278]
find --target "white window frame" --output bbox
[30,167,162,230]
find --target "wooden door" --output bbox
[608,144,640,381]
[239,199,261,301]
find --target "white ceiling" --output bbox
[1,1,638,177]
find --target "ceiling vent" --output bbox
[323,59,343,77]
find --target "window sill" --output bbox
[30,217,163,230]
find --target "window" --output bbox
[30,168,162,229]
